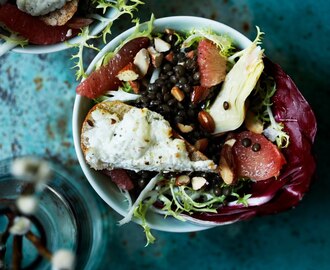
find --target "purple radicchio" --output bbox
[188,59,317,224]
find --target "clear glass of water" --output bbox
[0,157,108,269]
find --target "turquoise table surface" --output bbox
[1,0,330,269]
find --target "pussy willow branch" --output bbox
[0,209,15,264]
[12,235,23,270]
[26,231,52,261]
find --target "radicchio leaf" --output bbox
[189,59,317,223]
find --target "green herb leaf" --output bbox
[133,200,156,246]
[0,33,28,56]
[95,13,155,70]
[232,193,251,207]
[182,28,234,57]
[71,0,145,80]
[69,27,100,80]
[92,0,145,43]
[263,106,290,148]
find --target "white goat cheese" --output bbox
[82,107,216,172]
[17,0,69,16]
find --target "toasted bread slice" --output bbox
[40,0,78,26]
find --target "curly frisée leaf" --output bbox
[182,28,234,57]
[96,13,155,68]
[227,26,264,63]
[251,75,277,122]
[71,0,145,80]
[118,174,162,225]
[133,199,156,246]
[91,13,155,75]
[157,194,186,221]
[232,193,252,207]
[91,0,145,43]
[263,106,290,148]
[0,33,28,56]
[69,27,100,80]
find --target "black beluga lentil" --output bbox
[242,137,252,147]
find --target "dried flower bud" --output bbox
[9,217,31,235]
[16,195,39,215]
[52,249,76,270]
[11,157,52,184]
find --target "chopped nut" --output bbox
[175,175,190,186]
[194,138,209,152]
[219,156,235,185]
[117,62,139,81]
[198,110,215,133]
[177,123,194,133]
[147,46,164,68]
[191,177,207,190]
[191,86,210,104]
[133,48,150,77]
[219,139,237,185]
[154,37,171,52]
[171,86,185,102]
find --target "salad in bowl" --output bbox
[0,0,143,54]
[73,16,316,244]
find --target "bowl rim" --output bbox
[10,7,118,54]
[72,16,253,232]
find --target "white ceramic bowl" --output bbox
[73,16,252,232]
[10,8,118,54]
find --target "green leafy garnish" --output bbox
[173,31,185,46]
[91,0,145,43]
[251,75,276,122]
[123,172,251,245]
[182,28,234,57]
[121,81,134,93]
[133,199,156,246]
[158,194,186,221]
[0,33,28,57]
[232,193,252,207]
[69,27,100,80]
[263,106,290,148]
[98,13,155,66]
[70,0,144,80]
[250,75,290,148]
